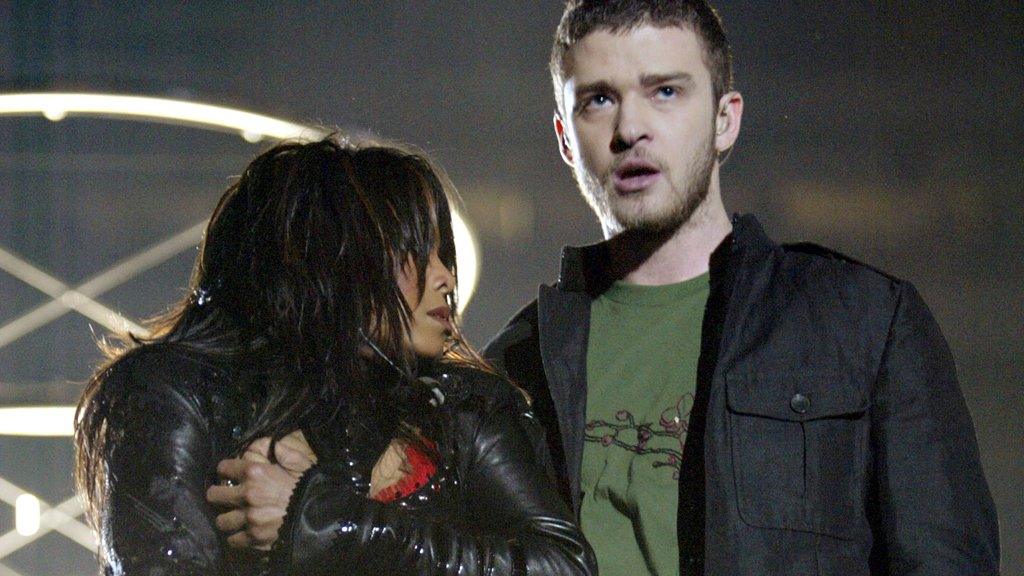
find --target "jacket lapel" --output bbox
[678,215,780,574]
[712,215,781,376]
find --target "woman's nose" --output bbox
[438,266,456,294]
[430,255,456,294]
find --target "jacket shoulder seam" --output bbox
[781,242,905,285]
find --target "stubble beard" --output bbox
[576,133,717,237]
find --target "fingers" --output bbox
[243,438,272,463]
[216,458,252,482]
[275,431,317,471]
[227,530,273,552]
[242,448,271,464]
[211,460,274,507]
[223,509,282,551]
[274,442,315,475]
[215,509,246,532]
[216,508,278,535]
[278,430,317,462]
[206,483,246,508]
[211,433,310,553]
[242,433,316,468]
[226,529,254,550]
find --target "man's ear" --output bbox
[553,112,575,166]
[714,91,744,155]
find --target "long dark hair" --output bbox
[75,136,486,525]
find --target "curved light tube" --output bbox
[0,92,327,142]
[451,211,480,313]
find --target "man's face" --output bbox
[558,25,719,235]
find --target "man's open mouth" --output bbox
[612,160,661,193]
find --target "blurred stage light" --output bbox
[0,92,324,142]
[0,406,75,437]
[15,494,41,536]
[452,210,480,312]
[0,477,96,554]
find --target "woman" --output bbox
[75,137,595,575]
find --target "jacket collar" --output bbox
[555,213,775,295]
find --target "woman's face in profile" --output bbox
[397,246,456,358]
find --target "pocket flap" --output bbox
[726,371,867,421]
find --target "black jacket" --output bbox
[92,344,596,575]
[482,214,999,576]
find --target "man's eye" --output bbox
[656,86,677,98]
[574,93,614,115]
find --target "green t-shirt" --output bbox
[581,273,709,576]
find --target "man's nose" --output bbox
[611,95,650,153]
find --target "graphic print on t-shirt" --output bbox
[584,392,694,479]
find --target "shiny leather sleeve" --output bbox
[272,386,597,576]
[97,348,227,575]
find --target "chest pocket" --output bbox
[726,371,869,540]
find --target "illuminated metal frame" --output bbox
[0,92,480,568]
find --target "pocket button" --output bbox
[790,393,810,414]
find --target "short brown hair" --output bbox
[551,0,733,115]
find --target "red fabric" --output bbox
[372,440,437,503]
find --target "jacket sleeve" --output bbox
[481,303,562,486]
[869,282,999,574]
[97,351,226,574]
[270,390,596,576]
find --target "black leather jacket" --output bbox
[92,344,596,575]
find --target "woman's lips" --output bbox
[612,159,661,194]
[426,306,452,331]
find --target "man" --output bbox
[482,1,1000,575]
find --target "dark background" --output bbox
[0,2,1020,574]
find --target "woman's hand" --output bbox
[206,430,317,551]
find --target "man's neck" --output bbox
[604,186,732,287]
